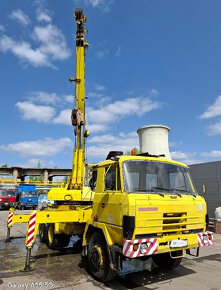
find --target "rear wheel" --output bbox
[46,224,70,250]
[88,232,117,282]
[152,250,182,269]
[39,224,47,243]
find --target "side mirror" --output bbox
[202,184,206,196]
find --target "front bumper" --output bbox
[123,231,214,258]
[0,202,15,208]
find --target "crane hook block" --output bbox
[74,9,87,23]
[71,108,81,126]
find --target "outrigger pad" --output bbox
[106,151,123,160]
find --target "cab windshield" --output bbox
[123,160,197,195]
[0,191,16,197]
[21,191,38,197]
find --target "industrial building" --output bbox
[190,161,221,218]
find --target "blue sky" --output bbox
[0,0,221,169]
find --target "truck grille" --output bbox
[163,212,187,234]
[136,211,203,236]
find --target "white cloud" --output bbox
[75,0,114,12]
[206,120,221,135]
[0,25,5,32]
[16,101,55,123]
[33,24,70,61]
[201,150,221,158]
[94,83,106,91]
[200,95,221,119]
[0,35,49,67]
[28,91,60,105]
[53,109,72,125]
[149,88,159,97]
[18,159,56,168]
[105,97,159,116]
[170,151,199,165]
[87,107,113,124]
[96,49,109,59]
[0,138,72,157]
[10,9,30,26]
[53,96,159,131]
[86,96,160,132]
[169,142,177,148]
[87,131,138,159]
[65,95,75,103]
[36,9,51,23]
[0,18,70,67]
[88,92,103,98]
[87,124,107,133]
[115,46,121,57]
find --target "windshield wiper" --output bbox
[151,187,172,192]
[172,188,196,197]
[129,189,165,197]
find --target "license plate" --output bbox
[170,239,188,248]
[4,203,8,205]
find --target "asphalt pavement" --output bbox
[0,209,221,290]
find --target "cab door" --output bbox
[99,164,123,227]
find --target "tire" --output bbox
[88,232,117,282]
[46,224,70,250]
[39,224,48,243]
[152,250,182,270]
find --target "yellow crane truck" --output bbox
[6,8,214,283]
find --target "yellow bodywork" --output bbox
[24,205,92,248]
[83,155,207,255]
[47,163,96,202]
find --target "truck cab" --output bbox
[17,184,38,210]
[84,153,213,282]
[0,189,16,209]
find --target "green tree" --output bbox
[37,160,41,169]
[1,163,8,168]
[29,160,43,183]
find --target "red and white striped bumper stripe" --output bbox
[7,211,13,227]
[123,238,158,258]
[26,211,37,247]
[197,231,214,247]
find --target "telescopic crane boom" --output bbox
[70,9,89,190]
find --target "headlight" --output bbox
[140,243,148,254]
[0,198,2,201]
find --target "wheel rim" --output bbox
[90,245,104,270]
[40,225,44,239]
[48,226,53,244]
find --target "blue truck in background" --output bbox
[16,184,38,210]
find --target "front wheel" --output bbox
[88,232,117,282]
[152,250,182,269]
